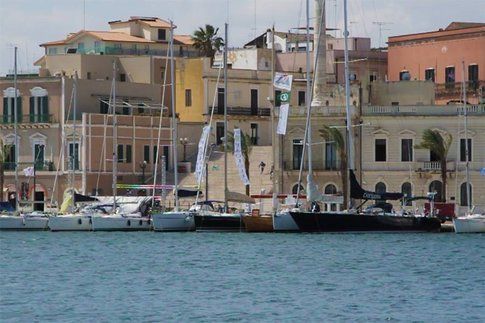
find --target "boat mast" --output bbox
[462,60,471,212]
[111,61,117,212]
[71,71,78,208]
[270,25,277,213]
[13,47,19,212]
[223,22,228,212]
[306,0,312,176]
[343,0,355,209]
[170,20,179,211]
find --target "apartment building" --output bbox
[388,22,485,104]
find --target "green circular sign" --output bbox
[280,92,289,102]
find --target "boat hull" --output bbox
[49,215,92,231]
[243,215,273,232]
[0,215,49,230]
[194,213,244,232]
[453,216,485,233]
[273,211,299,232]
[91,216,151,231]
[290,212,441,232]
[152,211,195,232]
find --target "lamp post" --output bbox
[179,137,188,162]
[139,160,147,195]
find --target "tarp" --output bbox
[350,170,403,201]
[178,189,203,198]
[0,202,15,212]
[74,193,98,203]
[226,191,256,204]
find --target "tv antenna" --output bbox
[373,21,392,48]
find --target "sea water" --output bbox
[1,232,484,322]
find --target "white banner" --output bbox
[276,103,289,135]
[23,166,35,177]
[274,72,293,91]
[234,129,250,186]
[194,125,211,184]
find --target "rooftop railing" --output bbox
[48,47,199,58]
[213,107,271,117]
[1,114,55,124]
[363,104,485,116]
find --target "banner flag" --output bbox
[194,125,211,184]
[234,129,250,186]
[276,103,289,135]
[23,166,35,177]
[274,72,293,91]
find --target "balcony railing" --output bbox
[50,47,199,58]
[435,80,484,98]
[416,161,455,172]
[213,107,271,117]
[363,105,485,116]
[1,114,55,124]
[2,161,55,171]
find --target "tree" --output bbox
[415,129,453,202]
[191,24,223,61]
[319,126,348,207]
[0,138,12,202]
[224,130,254,196]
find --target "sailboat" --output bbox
[90,61,151,231]
[0,47,49,230]
[453,61,485,233]
[288,0,441,232]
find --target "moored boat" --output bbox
[194,212,244,232]
[243,213,273,232]
[48,213,92,231]
[273,210,299,232]
[453,214,485,233]
[152,210,195,232]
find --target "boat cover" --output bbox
[350,170,403,201]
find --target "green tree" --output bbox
[0,138,13,202]
[319,126,348,207]
[191,24,223,61]
[224,130,254,196]
[415,129,453,202]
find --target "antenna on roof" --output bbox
[83,0,86,30]
[373,21,392,48]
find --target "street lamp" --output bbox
[179,137,188,162]
[139,160,147,183]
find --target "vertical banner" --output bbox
[194,125,211,184]
[234,129,250,186]
[277,103,289,135]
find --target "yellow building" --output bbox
[175,58,205,123]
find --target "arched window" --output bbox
[429,180,443,202]
[29,87,49,122]
[375,182,386,194]
[401,182,412,206]
[292,184,304,195]
[324,184,337,195]
[460,183,472,206]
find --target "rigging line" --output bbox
[50,81,75,206]
[95,80,114,194]
[152,48,171,207]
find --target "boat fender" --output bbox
[78,218,82,225]
[127,220,131,226]
[185,216,191,222]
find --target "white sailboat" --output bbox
[0,47,49,230]
[453,61,485,233]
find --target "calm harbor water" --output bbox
[1,232,484,322]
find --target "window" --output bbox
[29,96,49,123]
[217,88,225,114]
[425,68,435,82]
[460,138,472,162]
[94,41,101,53]
[216,122,224,145]
[158,29,167,40]
[68,142,80,170]
[122,102,130,115]
[87,72,91,80]
[375,139,387,162]
[2,95,22,123]
[468,65,478,90]
[298,91,305,106]
[48,47,57,55]
[324,184,337,194]
[185,89,192,107]
[401,139,413,162]
[375,182,386,195]
[126,145,132,163]
[144,145,150,164]
[292,184,304,195]
[34,144,45,169]
[163,146,169,171]
[153,146,158,166]
[460,183,472,206]
[100,100,109,114]
[292,139,303,170]
[120,74,126,82]
[250,89,258,115]
[325,142,337,170]
[250,123,258,145]
[401,182,412,206]
[445,66,455,89]
[429,181,443,202]
[430,150,439,162]
[117,145,124,163]
[370,74,377,82]
[77,42,84,52]
[399,70,410,81]
[391,101,399,106]
[4,144,16,170]
[275,90,281,107]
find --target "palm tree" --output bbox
[415,129,453,202]
[224,130,254,196]
[191,24,223,61]
[319,126,348,207]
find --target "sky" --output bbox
[0,0,484,76]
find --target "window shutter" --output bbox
[42,96,49,122]
[17,97,22,123]
[3,97,7,123]
[30,97,35,122]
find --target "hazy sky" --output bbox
[0,0,484,75]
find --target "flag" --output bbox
[194,125,211,184]
[276,103,289,135]
[274,72,293,91]
[23,166,35,177]
[234,129,250,186]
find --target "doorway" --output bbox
[34,191,45,211]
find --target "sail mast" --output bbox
[306,0,312,175]
[170,20,179,211]
[112,61,117,212]
[462,60,471,212]
[13,47,19,212]
[271,25,277,213]
[223,22,228,212]
[343,0,355,209]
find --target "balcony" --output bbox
[362,104,485,116]
[2,161,56,172]
[416,161,455,172]
[50,47,199,58]
[213,107,271,117]
[1,114,55,125]
[435,80,484,99]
